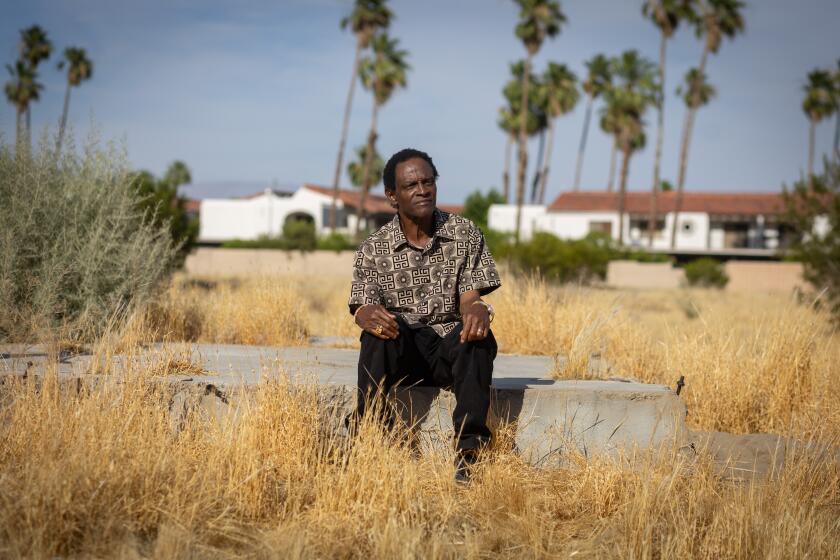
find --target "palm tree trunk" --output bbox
[671,46,709,248]
[25,107,31,150]
[330,40,363,232]
[15,109,23,149]
[502,131,513,202]
[671,105,697,248]
[56,81,72,158]
[808,117,816,180]
[573,94,594,192]
[355,100,379,240]
[530,127,546,203]
[648,31,667,248]
[834,111,839,161]
[617,146,632,246]
[606,139,618,192]
[538,116,557,204]
[514,53,533,244]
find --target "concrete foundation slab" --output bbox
[1,343,687,465]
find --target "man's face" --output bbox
[389,157,437,220]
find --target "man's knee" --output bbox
[450,325,497,355]
[360,314,410,345]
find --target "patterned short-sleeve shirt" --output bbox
[348,209,502,337]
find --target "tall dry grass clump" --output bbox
[490,276,840,438]
[0,363,837,558]
[0,134,175,343]
[138,276,310,346]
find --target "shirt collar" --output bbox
[388,209,455,251]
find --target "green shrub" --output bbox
[317,232,356,252]
[784,160,840,320]
[221,220,318,252]
[683,258,729,288]
[506,232,615,283]
[221,236,287,249]
[130,163,198,265]
[492,230,672,284]
[0,137,176,341]
[282,219,316,251]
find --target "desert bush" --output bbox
[493,232,669,284]
[0,136,176,342]
[784,159,840,319]
[221,220,318,252]
[317,231,355,252]
[283,218,317,251]
[683,257,729,288]
[505,232,615,283]
[129,163,198,265]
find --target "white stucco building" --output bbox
[197,184,396,242]
[489,191,789,252]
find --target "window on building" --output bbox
[588,221,612,236]
[321,205,348,228]
[629,218,666,238]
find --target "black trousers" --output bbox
[355,316,497,450]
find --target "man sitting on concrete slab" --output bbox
[348,148,502,482]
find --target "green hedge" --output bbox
[683,258,729,288]
[493,231,669,284]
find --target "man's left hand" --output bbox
[460,301,490,343]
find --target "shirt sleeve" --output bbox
[458,223,502,296]
[348,243,383,315]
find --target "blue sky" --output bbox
[2,0,838,203]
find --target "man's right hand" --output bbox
[355,304,400,339]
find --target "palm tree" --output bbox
[602,52,657,245]
[604,51,657,194]
[534,62,579,203]
[55,47,93,158]
[18,25,52,144]
[164,160,192,188]
[573,54,611,192]
[355,32,409,239]
[512,0,565,243]
[671,0,744,247]
[4,61,42,149]
[643,0,694,246]
[502,61,545,204]
[670,67,716,245]
[347,145,385,188]
[802,69,836,180]
[329,0,393,231]
[601,102,620,193]
[497,106,518,202]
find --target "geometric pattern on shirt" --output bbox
[348,209,502,337]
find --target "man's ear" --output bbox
[386,188,398,208]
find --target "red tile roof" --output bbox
[438,204,464,215]
[184,198,201,213]
[303,184,395,214]
[547,191,785,216]
[207,184,463,217]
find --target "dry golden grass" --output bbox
[143,273,840,438]
[3,272,839,558]
[1,367,837,559]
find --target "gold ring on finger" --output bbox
[374,325,384,335]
